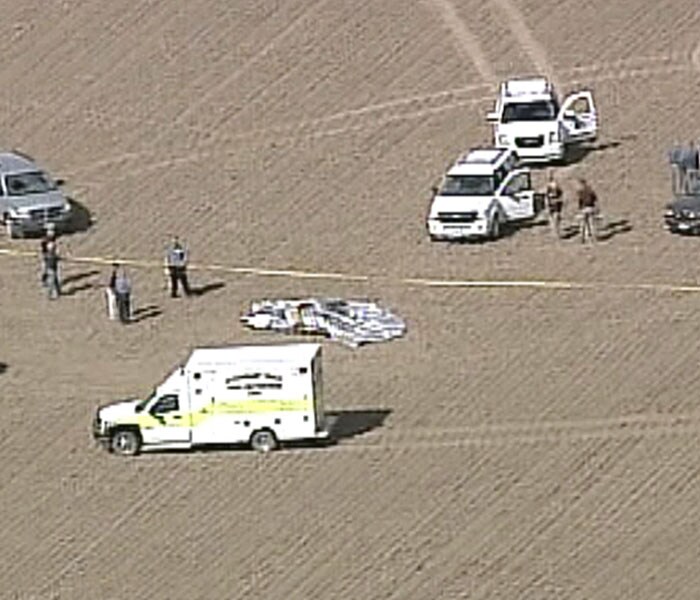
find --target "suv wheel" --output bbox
[490,214,501,240]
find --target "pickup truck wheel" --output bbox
[250,429,278,453]
[110,429,142,456]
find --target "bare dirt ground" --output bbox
[1,0,700,598]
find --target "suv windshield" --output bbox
[440,175,495,196]
[5,171,57,196]
[502,100,558,123]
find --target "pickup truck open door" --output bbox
[559,90,597,143]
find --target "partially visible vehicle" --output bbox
[664,181,700,234]
[426,147,543,241]
[0,151,71,238]
[487,77,598,163]
[93,343,329,456]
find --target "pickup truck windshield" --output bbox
[5,171,57,196]
[502,100,558,123]
[440,175,495,196]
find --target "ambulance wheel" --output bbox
[250,429,278,453]
[110,428,142,456]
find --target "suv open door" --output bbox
[559,90,597,143]
[496,168,535,221]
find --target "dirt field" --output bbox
[2,1,700,598]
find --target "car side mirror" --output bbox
[562,109,576,120]
[431,185,439,195]
[486,112,499,122]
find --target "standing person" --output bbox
[43,235,61,299]
[39,224,56,286]
[576,178,598,244]
[544,169,564,239]
[684,140,699,193]
[105,263,119,320]
[165,236,191,298]
[114,266,132,323]
[668,141,683,195]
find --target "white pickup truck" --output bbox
[427,148,543,241]
[487,77,598,163]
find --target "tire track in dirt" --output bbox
[456,437,639,599]
[157,0,333,136]
[336,410,700,452]
[423,0,497,84]
[492,0,557,84]
[34,462,190,597]
[63,53,689,184]
[573,442,697,596]
[693,41,700,72]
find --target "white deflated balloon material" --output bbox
[240,298,406,348]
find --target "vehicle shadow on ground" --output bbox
[326,408,392,441]
[65,197,94,234]
[0,362,7,375]
[129,305,163,323]
[190,281,226,297]
[140,409,392,456]
[530,136,630,170]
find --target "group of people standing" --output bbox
[668,141,700,195]
[38,233,193,324]
[543,171,599,244]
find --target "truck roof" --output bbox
[447,147,515,176]
[0,151,38,175]
[500,77,554,103]
[188,343,321,367]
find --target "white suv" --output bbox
[487,77,597,163]
[426,148,543,241]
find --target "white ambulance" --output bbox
[426,147,542,241]
[92,343,328,455]
[487,77,597,163]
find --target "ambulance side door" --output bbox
[141,393,191,445]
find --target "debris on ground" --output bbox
[240,298,406,348]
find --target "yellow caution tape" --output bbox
[2,246,699,293]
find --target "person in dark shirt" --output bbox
[576,178,598,244]
[44,243,60,299]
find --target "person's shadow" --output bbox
[130,305,162,323]
[189,281,226,297]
